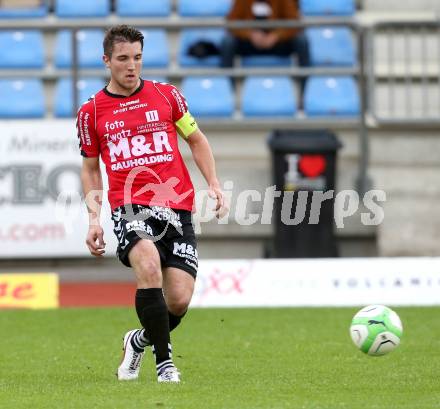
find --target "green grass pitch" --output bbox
[0,307,439,409]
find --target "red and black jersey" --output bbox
[76,79,198,212]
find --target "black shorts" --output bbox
[111,204,198,278]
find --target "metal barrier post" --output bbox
[356,25,372,195]
[71,28,79,115]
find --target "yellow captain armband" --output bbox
[175,111,198,139]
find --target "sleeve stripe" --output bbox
[153,82,173,118]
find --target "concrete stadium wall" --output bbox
[362,0,440,12]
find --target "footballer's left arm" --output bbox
[185,128,226,217]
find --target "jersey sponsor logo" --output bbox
[111,154,174,171]
[104,120,132,143]
[145,110,159,123]
[136,121,168,134]
[105,120,125,131]
[105,129,131,143]
[78,111,92,146]
[113,100,149,115]
[171,88,186,114]
[120,99,141,108]
[108,131,172,163]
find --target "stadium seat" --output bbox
[306,27,355,66]
[304,76,360,116]
[54,77,105,118]
[241,55,292,67]
[299,0,355,16]
[0,79,45,118]
[0,1,48,18]
[178,0,232,17]
[0,31,44,69]
[179,29,225,67]
[55,0,110,17]
[182,77,234,118]
[141,30,169,68]
[55,30,104,68]
[116,0,171,16]
[241,76,297,117]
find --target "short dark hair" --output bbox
[103,25,144,58]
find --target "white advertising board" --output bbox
[193,257,440,307]
[0,120,117,257]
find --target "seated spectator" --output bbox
[220,0,310,69]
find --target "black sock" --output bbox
[135,288,171,366]
[169,311,187,332]
[130,310,186,352]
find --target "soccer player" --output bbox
[77,25,225,383]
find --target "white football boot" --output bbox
[157,366,181,383]
[117,329,145,380]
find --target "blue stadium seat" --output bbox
[300,0,355,16]
[182,77,234,118]
[304,76,360,116]
[55,0,110,17]
[141,30,169,68]
[241,76,297,117]
[178,0,232,17]
[0,1,48,18]
[116,0,171,16]
[0,79,45,118]
[241,55,292,67]
[179,29,225,67]
[306,27,355,66]
[0,31,44,69]
[54,78,105,118]
[55,30,104,68]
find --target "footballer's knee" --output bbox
[129,240,163,288]
[136,259,162,287]
[167,293,191,316]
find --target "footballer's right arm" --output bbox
[81,156,106,257]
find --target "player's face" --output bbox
[104,41,143,94]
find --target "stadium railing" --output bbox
[0,15,370,195]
